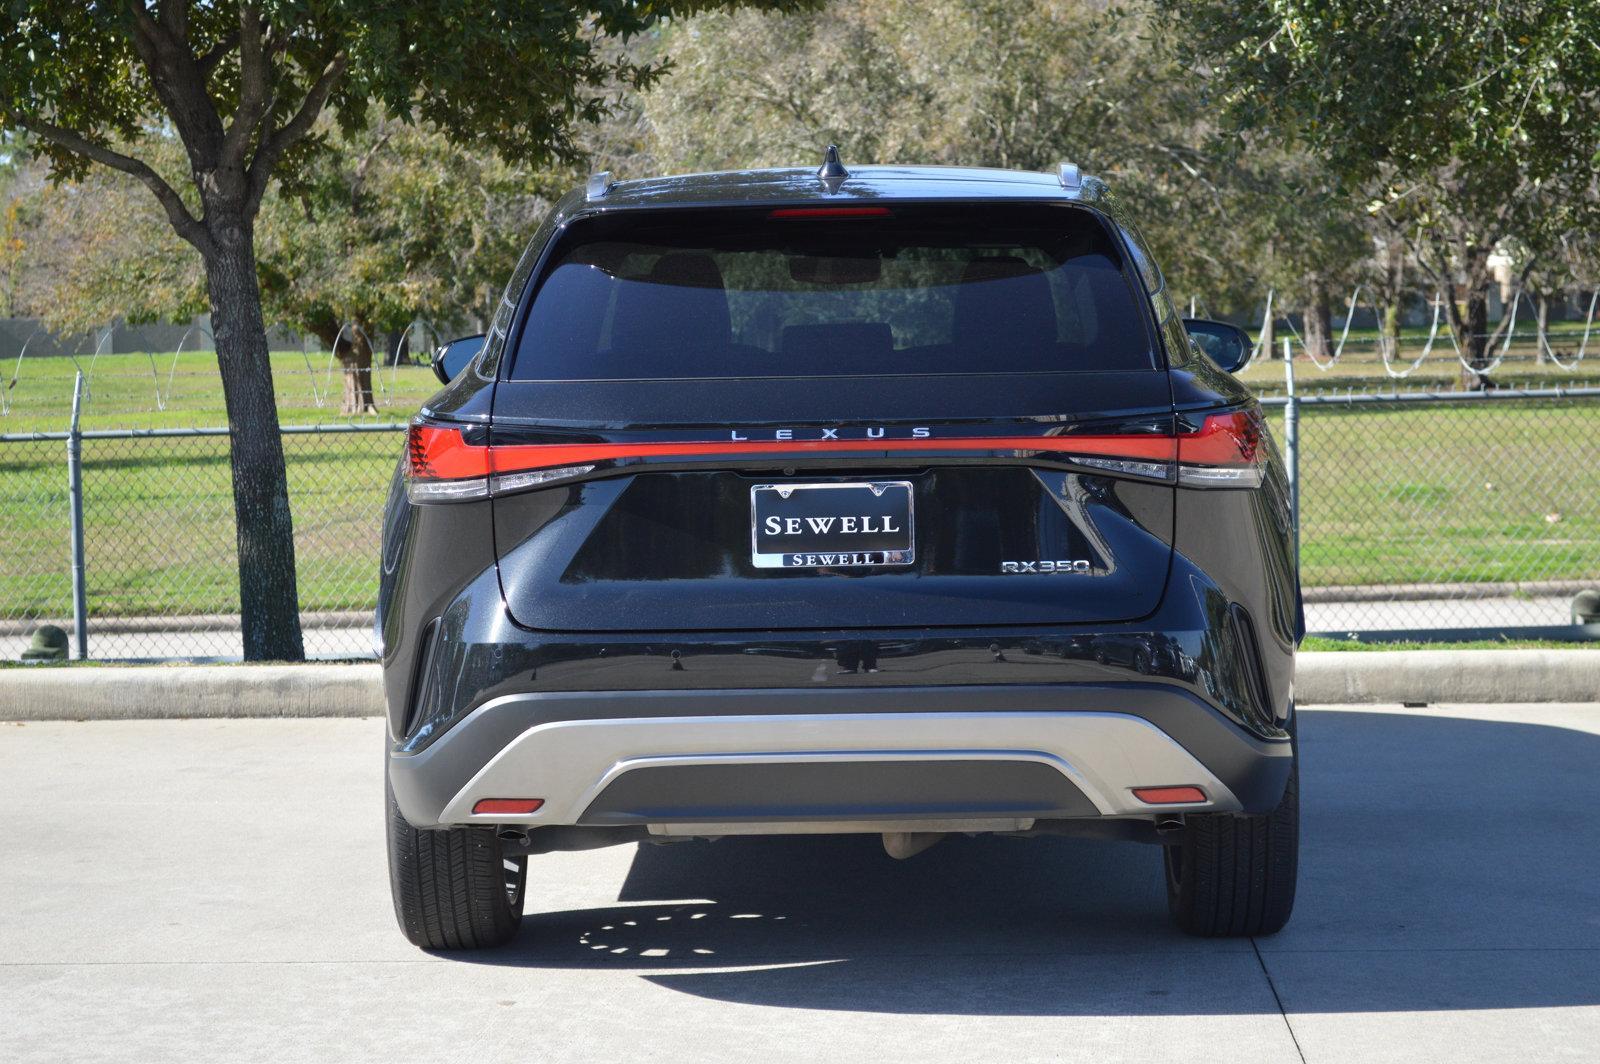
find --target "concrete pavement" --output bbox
[4,704,1600,1063]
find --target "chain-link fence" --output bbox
[1264,387,1600,634]
[3,388,1598,659]
[2,422,404,659]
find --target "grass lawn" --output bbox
[1302,637,1598,651]
[3,426,403,618]
[3,351,420,619]
[3,352,1597,621]
[1266,399,1600,588]
[2,349,439,433]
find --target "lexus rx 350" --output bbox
[380,153,1301,950]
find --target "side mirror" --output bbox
[432,334,486,385]
[1181,318,1253,374]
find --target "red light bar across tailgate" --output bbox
[405,408,1265,502]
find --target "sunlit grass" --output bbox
[2,354,1596,618]
[2,349,438,433]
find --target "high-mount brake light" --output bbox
[768,206,893,219]
[405,407,1268,503]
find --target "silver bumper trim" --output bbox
[428,710,1242,826]
[647,817,1037,836]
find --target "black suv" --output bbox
[381,153,1300,950]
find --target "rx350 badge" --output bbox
[1000,560,1091,574]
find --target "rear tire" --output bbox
[387,782,526,950]
[1163,758,1298,937]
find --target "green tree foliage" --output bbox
[649,1,1153,181]
[1,1,800,658]
[8,140,206,333]
[254,120,582,412]
[1161,0,1600,377]
[1219,145,1370,359]
[8,121,580,411]
[643,0,1369,337]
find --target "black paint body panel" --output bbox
[379,164,1301,827]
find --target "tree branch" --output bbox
[349,126,395,205]
[126,0,162,43]
[159,0,190,39]
[244,52,348,217]
[1412,242,1466,345]
[9,113,213,254]
[220,5,271,172]
[196,31,240,80]
[124,0,225,167]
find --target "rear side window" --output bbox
[508,204,1157,380]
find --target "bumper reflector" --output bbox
[1132,786,1207,805]
[472,798,545,815]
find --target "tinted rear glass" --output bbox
[508,204,1156,380]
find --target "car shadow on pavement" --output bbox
[458,710,1600,1016]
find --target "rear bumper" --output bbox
[387,683,1294,830]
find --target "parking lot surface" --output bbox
[4,703,1599,1063]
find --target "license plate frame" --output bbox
[750,481,915,569]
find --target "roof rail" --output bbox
[1056,162,1082,191]
[586,171,613,201]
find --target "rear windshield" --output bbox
[507,204,1156,380]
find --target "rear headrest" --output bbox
[952,255,1058,353]
[653,251,726,290]
[781,322,894,364]
[608,251,732,355]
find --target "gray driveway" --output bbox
[3,703,1598,1063]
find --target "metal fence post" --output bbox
[1281,339,1300,565]
[67,371,88,659]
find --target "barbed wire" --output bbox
[1531,289,1596,372]
[1378,293,1445,379]
[1262,283,1597,381]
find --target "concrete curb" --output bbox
[1291,649,1600,706]
[2,651,1597,722]
[1,664,381,721]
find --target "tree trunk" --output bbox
[1535,293,1549,365]
[1443,243,1497,391]
[203,226,306,661]
[1381,303,1402,361]
[1302,279,1332,363]
[1458,282,1493,390]
[337,325,377,415]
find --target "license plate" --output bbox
[750,481,914,569]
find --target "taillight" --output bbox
[1176,409,1266,488]
[405,407,1267,503]
[405,422,594,503]
[407,423,489,502]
